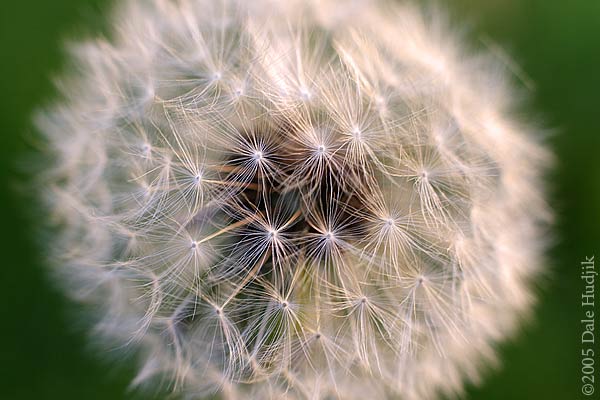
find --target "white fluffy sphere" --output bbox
[38,1,550,399]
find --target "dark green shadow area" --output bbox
[449,1,600,400]
[0,1,598,399]
[0,1,134,399]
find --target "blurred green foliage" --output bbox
[0,1,598,399]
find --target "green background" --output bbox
[1,1,598,399]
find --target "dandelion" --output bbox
[38,0,550,399]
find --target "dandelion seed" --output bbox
[253,150,263,162]
[300,87,312,101]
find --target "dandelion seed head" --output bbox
[37,0,550,399]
